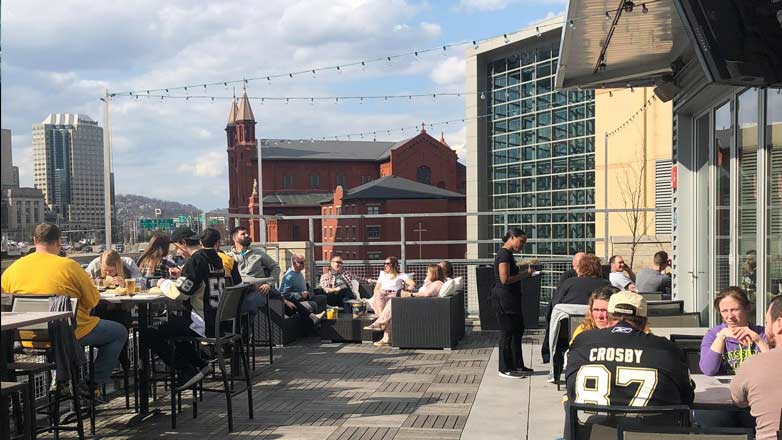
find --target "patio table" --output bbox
[653,327,708,339]
[99,292,169,425]
[1,311,73,439]
[692,374,736,409]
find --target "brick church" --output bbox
[226,92,467,260]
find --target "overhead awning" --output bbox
[555,0,690,89]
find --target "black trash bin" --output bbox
[476,265,542,330]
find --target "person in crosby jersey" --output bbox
[565,291,693,417]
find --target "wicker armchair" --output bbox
[390,290,465,349]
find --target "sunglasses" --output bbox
[333,261,344,265]
[384,262,393,265]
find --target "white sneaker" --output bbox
[499,371,526,379]
[310,311,326,324]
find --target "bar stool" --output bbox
[1,381,34,440]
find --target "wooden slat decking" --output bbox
[36,330,497,439]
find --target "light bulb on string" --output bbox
[203,84,207,91]
[569,19,575,29]
[266,76,271,85]
[605,11,611,19]
[480,91,486,100]
[472,40,479,49]
[361,61,367,71]
[337,66,342,74]
[535,27,541,37]
[312,69,316,79]
[503,34,510,44]
[289,73,293,78]
[642,3,648,13]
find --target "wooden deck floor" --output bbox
[37,330,498,439]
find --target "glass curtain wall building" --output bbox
[467,20,596,258]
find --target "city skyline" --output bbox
[1,0,567,210]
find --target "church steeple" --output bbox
[236,90,255,121]
[227,95,239,125]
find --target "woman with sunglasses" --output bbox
[369,256,415,316]
[492,228,534,379]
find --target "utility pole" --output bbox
[102,89,113,250]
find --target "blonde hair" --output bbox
[579,286,619,330]
[100,250,124,278]
[427,264,446,283]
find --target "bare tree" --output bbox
[616,159,647,271]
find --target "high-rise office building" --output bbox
[32,113,108,231]
[466,18,596,259]
[1,129,20,190]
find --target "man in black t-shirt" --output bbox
[143,226,228,390]
[566,291,694,408]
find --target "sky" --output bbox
[2,0,566,211]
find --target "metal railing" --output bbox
[220,207,666,316]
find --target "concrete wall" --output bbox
[594,87,673,259]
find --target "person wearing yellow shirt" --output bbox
[1,224,127,391]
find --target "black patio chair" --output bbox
[566,402,690,440]
[618,420,754,439]
[647,313,701,328]
[168,283,254,432]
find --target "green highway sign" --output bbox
[177,215,186,223]
[139,218,176,229]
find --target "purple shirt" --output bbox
[699,323,767,376]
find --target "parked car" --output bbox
[115,243,125,253]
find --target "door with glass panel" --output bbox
[712,100,733,321]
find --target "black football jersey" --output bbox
[565,321,694,407]
[174,248,227,335]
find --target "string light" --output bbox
[106,3,661,99]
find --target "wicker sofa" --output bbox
[389,290,466,349]
[253,294,327,346]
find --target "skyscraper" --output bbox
[32,113,108,231]
[466,18,596,259]
[1,128,20,190]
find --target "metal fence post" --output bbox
[400,217,406,273]
[308,218,316,287]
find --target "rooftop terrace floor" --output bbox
[37,329,567,439]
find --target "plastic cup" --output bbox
[125,278,136,294]
[326,308,337,320]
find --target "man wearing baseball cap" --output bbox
[565,291,694,413]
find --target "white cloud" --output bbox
[457,0,512,12]
[419,21,441,37]
[430,56,466,88]
[1,0,546,209]
[457,0,565,13]
[441,126,467,163]
[177,151,226,177]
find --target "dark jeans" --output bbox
[495,308,526,373]
[141,315,207,373]
[315,287,354,309]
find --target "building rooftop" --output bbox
[261,139,400,161]
[5,187,44,198]
[263,192,332,207]
[40,113,98,126]
[331,175,465,202]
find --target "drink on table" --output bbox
[124,278,136,295]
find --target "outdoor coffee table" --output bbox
[319,315,382,343]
